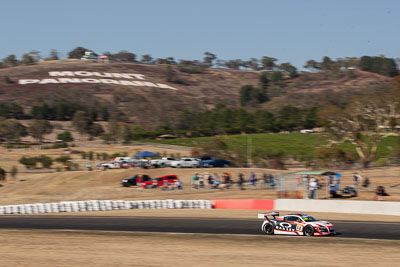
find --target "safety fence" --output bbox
[0,199,212,215]
[213,198,400,216]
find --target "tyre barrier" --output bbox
[0,199,213,215]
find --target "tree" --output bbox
[258,73,269,102]
[0,119,28,142]
[224,59,243,70]
[87,123,104,137]
[57,131,74,142]
[288,65,298,78]
[101,107,109,121]
[239,85,266,106]
[141,54,153,63]
[55,155,71,165]
[271,71,284,82]
[28,119,53,142]
[261,56,277,70]
[72,111,91,135]
[68,47,90,59]
[47,49,59,60]
[0,167,6,182]
[38,155,53,168]
[247,58,260,70]
[28,50,41,62]
[203,52,216,67]
[321,56,334,71]
[112,50,136,62]
[19,156,37,169]
[319,92,399,168]
[3,54,18,67]
[21,53,36,65]
[304,59,320,71]
[359,56,398,77]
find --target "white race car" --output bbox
[258,212,336,236]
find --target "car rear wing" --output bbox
[257,212,279,219]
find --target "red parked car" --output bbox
[140,175,179,188]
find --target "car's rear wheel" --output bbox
[177,164,181,168]
[263,223,274,235]
[303,225,314,236]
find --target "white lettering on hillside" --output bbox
[18,78,178,90]
[48,71,146,80]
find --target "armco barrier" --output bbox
[213,199,274,210]
[0,199,213,215]
[275,199,400,216]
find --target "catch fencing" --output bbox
[0,199,212,215]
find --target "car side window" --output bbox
[286,216,299,222]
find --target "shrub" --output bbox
[57,131,74,142]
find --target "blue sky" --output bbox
[1,0,398,68]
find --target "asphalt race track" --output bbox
[0,216,399,240]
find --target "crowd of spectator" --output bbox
[191,172,275,190]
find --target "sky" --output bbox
[0,0,399,68]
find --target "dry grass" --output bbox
[1,230,399,267]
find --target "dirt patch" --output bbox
[0,230,399,267]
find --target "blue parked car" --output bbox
[201,158,231,168]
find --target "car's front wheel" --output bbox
[263,223,274,235]
[303,225,314,236]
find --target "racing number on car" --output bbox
[296,225,303,231]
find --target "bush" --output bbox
[19,156,37,169]
[55,156,71,164]
[57,131,74,142]
[41,143,68,149]
[39,155,53,168]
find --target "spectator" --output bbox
[262,173,269,188]
[309,178,318,199]
[375,186,390,200]
[238,173,245,190]
[192,173,199,189]
[250,172,257,189]
[270,174,275,188]
[362,177,370,188]
[207,173,214,189]
[175,179,183,190]
[353,172,362,187]
[335,174,341,190]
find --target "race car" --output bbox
[258,212,336,236]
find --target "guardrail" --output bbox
[0,199,212,215]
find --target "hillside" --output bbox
[0,60,395,124]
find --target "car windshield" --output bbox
[302,216,318,222]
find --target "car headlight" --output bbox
[122,179,128,182]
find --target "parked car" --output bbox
[121,174,152,187]
[150,157,177,167]
[140,175,179,188]
[201,158,231,168]
[196,156,215,161]
[101,162,118,169]
[170,158,200,168]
